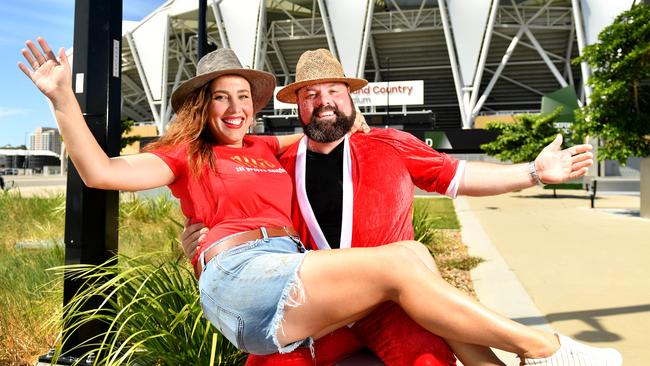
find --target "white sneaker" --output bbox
[522,334,622,366]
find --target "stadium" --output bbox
[112,0,636,151]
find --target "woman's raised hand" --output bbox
[18,37,72,102]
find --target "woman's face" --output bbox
[207,75,254,148]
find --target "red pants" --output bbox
[245,302,456,366]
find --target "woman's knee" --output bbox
[395,241,434,261]
[384,243,431,278]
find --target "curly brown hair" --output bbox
[144,83,218,177]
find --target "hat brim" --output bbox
[276,77,368,104]
[171,68,276,113]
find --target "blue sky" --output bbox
[0,0,165,147]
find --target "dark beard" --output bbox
[301,106,356,143]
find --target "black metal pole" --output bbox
[198,0,207,58]
[39,0,122,363]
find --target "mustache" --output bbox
[312,105,339,118]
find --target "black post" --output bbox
[198,0,207,59]
[39,0,122,363]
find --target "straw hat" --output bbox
[171,48,276,113]
[276,49,368,104]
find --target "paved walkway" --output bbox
[455,187,650,366]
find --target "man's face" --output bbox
[297,82,356,143]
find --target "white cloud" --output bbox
[0,107,28,119]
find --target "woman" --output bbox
[19,38,621,366]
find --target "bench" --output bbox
[585,177,640,208]
[543,182,584,198]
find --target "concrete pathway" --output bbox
[456,187,650,366]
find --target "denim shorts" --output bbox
[197,233,313,355]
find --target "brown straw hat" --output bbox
[171,48,276,113]
[276,49,368,104]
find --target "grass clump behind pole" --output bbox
[0,192,66,365]
[0,244,64,366]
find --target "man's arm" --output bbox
[458,135,593,196]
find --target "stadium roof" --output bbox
[116,0,636,132]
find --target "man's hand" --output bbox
[180,218,207,261]
[535,134,593,184]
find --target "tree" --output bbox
[121,119,141,150]
[480,108,574,163]
[573,3,650,163]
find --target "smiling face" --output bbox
[297,82,356,143]
[207,75,254,148]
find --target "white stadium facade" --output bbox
[115,0,639,150]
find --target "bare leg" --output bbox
[278,241,558,360]
[398,241,506,365]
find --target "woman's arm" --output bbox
[276,133,304,154]
[19,38,173,191]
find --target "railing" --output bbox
[268,5,574,40]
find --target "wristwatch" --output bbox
[528,161,544,185]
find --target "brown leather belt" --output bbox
[194,226,300,279]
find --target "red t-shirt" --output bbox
[151,135,293,265]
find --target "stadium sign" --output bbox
[273,80,424,110]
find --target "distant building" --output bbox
[0,149,60,175]
[121,122,159,155]
[30,127,61,155]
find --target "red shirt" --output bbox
[279,128,459,250]
[152,135,293,265]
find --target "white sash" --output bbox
[295,135,354,250]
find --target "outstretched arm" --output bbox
[458,135,593,196]
[19,38,173,191]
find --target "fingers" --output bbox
[362,120,370,133]
[566,143,593,156]
[543,134,563,151]
[572,158,593,171]
[180,220,208,260]
[17,61,33,78]
[181,222,206,241]
[183,228,207,259]
[185,226,208,244]
[569,167,589,179]
[25,40,46,68]
[37,37,58,63]
[21,48,39,71]
[58,48,70,68]
[21,38,60,74]
[571,151,592,164]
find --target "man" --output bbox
[182,49,592,366]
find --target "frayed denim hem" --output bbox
[265,252,314,356]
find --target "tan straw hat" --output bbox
[171,48,276,113]
[276,49,368,104]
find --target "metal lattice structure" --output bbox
[117,0,636,134]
